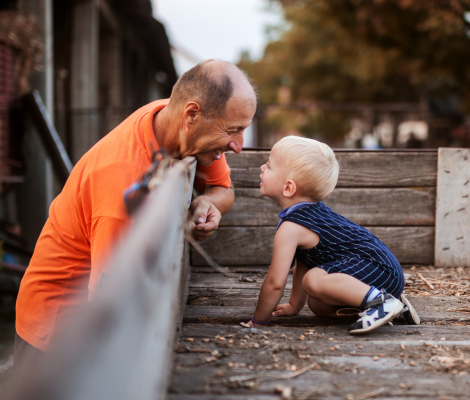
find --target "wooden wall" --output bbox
[192,150,438,267]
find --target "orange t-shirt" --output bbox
[16,99,231,351]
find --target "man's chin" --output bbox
[195,154,215,167]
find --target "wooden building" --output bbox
[0,0,176,271]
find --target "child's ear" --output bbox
[283,180,297,198]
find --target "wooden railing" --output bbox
[13,157,196,400]
[193,148,469,268]
[194,150,437,267]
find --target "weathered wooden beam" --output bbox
[192,226,434,266]
[70,0,99,162]
[221,188,436,227]
[95,0,119,32]
[226,151,438,188]
[13,158,196,400]
[435,148,470,267]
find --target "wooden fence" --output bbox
[13,157,196,400]
[193,150,440,267]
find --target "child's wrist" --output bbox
[251,316,270,326]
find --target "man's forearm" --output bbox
[200,185,234,215]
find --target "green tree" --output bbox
[239,0,470,107]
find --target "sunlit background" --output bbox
[156,1,470,150]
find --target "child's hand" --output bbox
[240,320,254,328]
[272,303,299,317]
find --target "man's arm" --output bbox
[190,185,234,241]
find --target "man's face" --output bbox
[187,96,256,166]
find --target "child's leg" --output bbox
[302,267,370,308]
[307,297,343,318]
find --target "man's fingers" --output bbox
[195,211,208,225]
[195,219,218,232]
[192,227,215,241]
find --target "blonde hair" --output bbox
[273,136,339,201]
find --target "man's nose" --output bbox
[229,133,244,154]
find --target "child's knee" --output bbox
[301,270,323,296]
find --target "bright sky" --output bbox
[152,0,283,76]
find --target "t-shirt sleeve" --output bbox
[88,216,129,301]
[193,153,231,192]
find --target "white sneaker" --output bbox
[396,293,420,325]
[348,291,404,335]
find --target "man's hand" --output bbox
[272,303,299,317]
[190,195,222,241]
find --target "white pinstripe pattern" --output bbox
[280,202,404,297]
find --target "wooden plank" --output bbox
[435,148,470,267]
[221,188,435,227]
[191,227,434,266]
[183,304,468,325]
[226,151,437,188]
[170,321,470,398]
[220,188,281,226]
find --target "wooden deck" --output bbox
[169,266,470,399]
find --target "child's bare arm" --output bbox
[250,222,300,324]
[273,260,309,317]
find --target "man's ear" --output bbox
[183,101,202,128]
[283,180,297,198]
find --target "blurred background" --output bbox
[157,0,470,150]
[0,0,469,323]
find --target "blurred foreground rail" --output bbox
[11,156,196,400]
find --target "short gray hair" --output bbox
[168,62,234,119]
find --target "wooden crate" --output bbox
[192,150,438,267]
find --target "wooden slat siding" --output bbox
[221,187,436,227]
[435,148,470,267]
[226,151,438,188]
[192,226,434,266]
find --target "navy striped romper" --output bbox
[279,202,405,298]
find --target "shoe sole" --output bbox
[349,302,404,335]
[400,294,420,325]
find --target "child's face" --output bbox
[259,147,287,201]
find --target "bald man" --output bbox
[14,61,257,363]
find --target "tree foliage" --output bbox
[239,0,470,108]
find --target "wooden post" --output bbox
[70,0,99,163]
[16,0,54,246]
[435,148,470,267]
